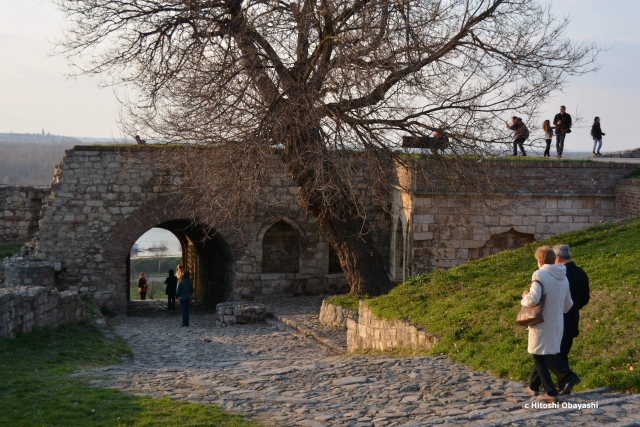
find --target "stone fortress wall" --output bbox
[616,178,640,219]
[390,161,640,278]
[2,145,640,316]
[31,146,390,313]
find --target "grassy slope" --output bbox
[367,217,640,392]
[0,324,260,427]
[0,243,22,258]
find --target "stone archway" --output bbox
[104,199,235,313]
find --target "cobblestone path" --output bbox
[85,298,640,426]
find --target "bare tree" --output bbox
[55,0,597,295]
[147,241,170,274]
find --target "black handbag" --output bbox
[517,280,545,326]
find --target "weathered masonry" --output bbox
[2,146,639,314]
[0,185,48,243]
[390,161,640,278]
[31,146,389,313]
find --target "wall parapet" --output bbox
[347,301,438,352]
[0,286,86,338]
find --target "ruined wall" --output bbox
[616,179,640,219]
[35,146,389,312]
[393,161,640,273]
[347,301,438,352]
[0,185,48,244]
[0,286,86,338]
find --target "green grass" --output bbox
[0,324,261,427]
[367,217,640,392]
[131,257,182,276]
[397,153,594,163]
[326,294,361,311]
[129,281,170,301]
[624,168,640,179]
[0,243,22,258]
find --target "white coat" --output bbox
[521,264,573,355]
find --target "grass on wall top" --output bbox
[366,217,640,392]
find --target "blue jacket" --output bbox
[176,278,194,301]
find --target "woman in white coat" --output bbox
[521,246,575,402]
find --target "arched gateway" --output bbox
[105,204,235,308]
[35,146,368,313]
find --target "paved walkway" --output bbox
[84,298,640,426]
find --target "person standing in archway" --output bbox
[137,273,148,300]
[165,269,178,311]
[176,264,184,281]
[176,270,194,326]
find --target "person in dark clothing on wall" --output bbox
[553,106,572,158]
[506,116,529,156]
[165,269,178,311]
[591,117,606,156]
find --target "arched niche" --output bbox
[261,220,301,274]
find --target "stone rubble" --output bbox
[80,297,640,426]
[215,302,267,326]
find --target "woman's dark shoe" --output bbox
[559,376,581,395]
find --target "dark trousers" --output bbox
[180,299,190,326]
[139,292,147,300]
[557,334,575,389]
[513,136,528,156]
[529,353,575,394]
[167,293,176,310]
[556,133,566,156]
[544,139,551,157]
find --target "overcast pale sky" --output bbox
[1,0,639,151]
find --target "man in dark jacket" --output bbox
[553,106,572,158]
[165,269,178,311]
[553,244,590,394]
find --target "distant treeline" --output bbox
[0,141,75,185]
[0,132,82,144]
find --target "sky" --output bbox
[0,0,639,151]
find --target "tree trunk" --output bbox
[282,132,393,296]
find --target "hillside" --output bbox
[366,217,640,392]
[0,141,74,185]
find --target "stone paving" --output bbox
[83,297,640,427]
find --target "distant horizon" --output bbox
[2,0,639,150]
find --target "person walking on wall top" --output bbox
[553,106,572,158]
[138,273,148,300]
[165,269,178,311]
[542,120,555,157]
[506,116,529,156]
[591,117,605,156]
[176,270,194,327]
